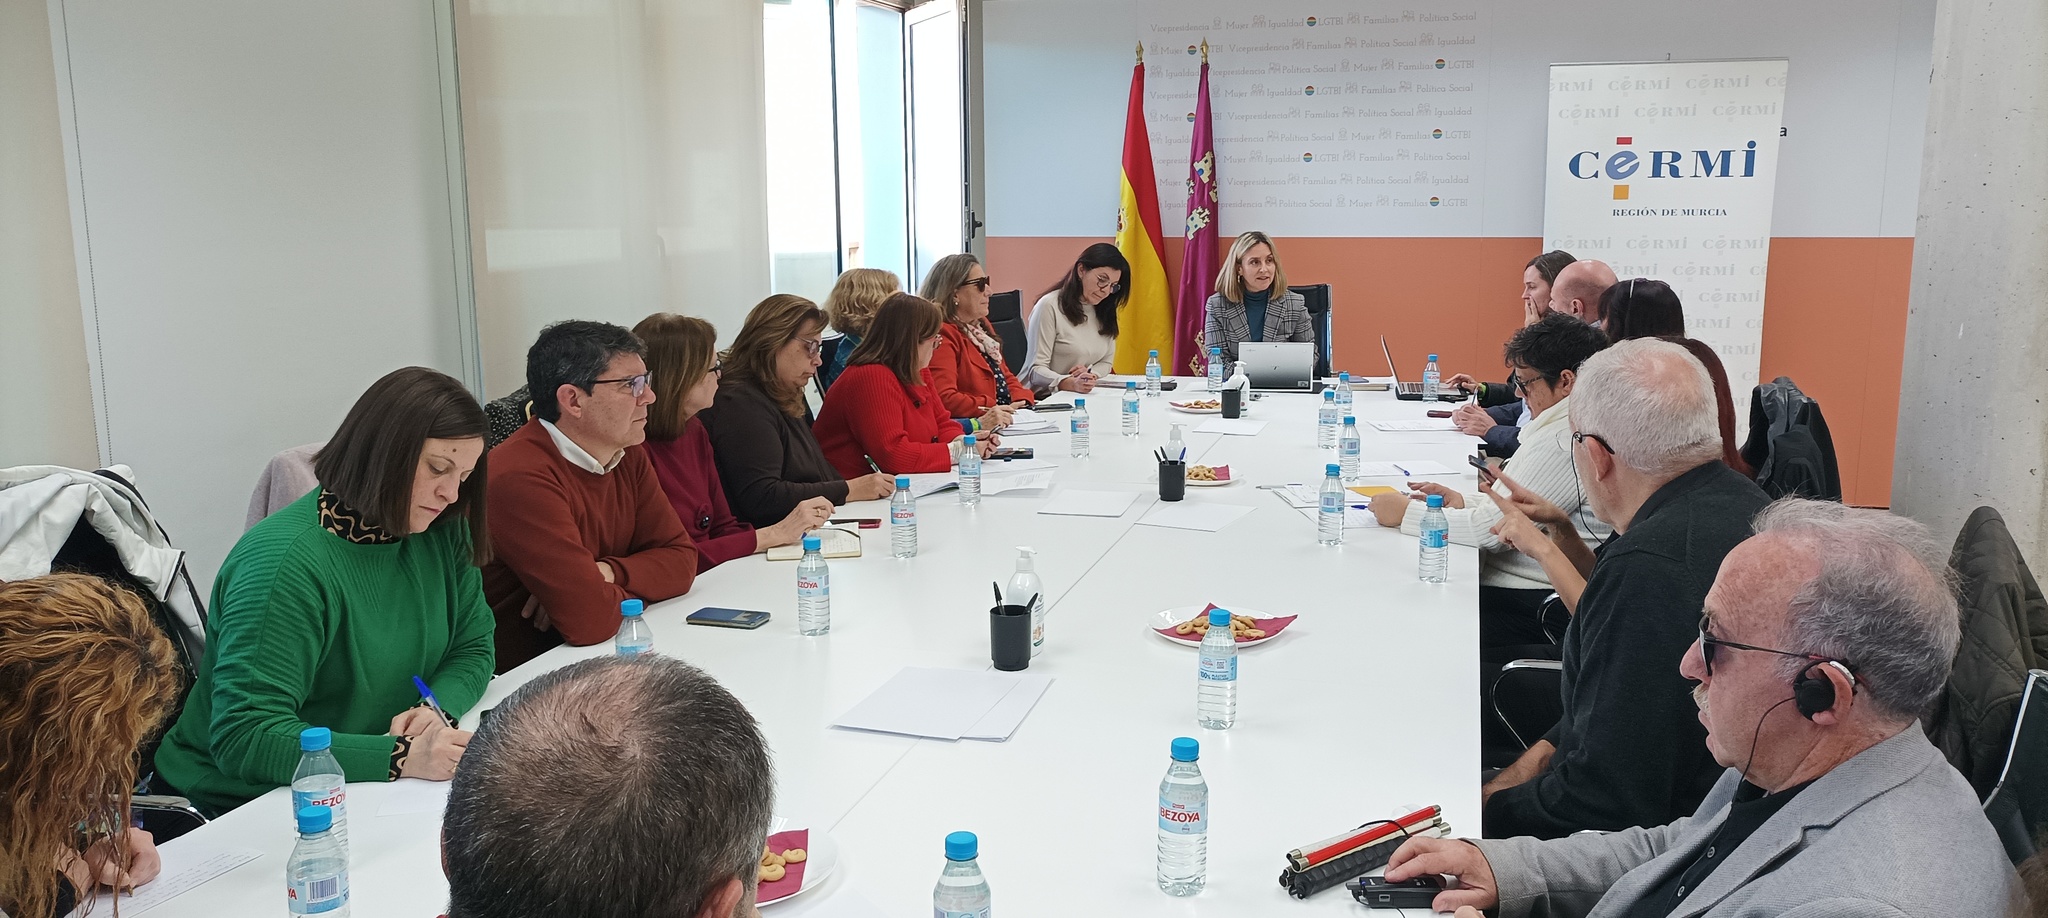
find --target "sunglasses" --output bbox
[590,373,651,398]
[1696,615,1818,677]
[958,277,992,292]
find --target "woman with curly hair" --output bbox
[819,267,902,390]
[0,573,182,918]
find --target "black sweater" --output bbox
[1483,461,1772,839]
[699,379,851,528]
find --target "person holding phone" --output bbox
[815,294,1000,477]
[921,253,1035,428]
[1024,243,1129,394]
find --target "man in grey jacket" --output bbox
[1387,498,2024,917]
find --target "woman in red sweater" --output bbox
[814,294,1001,478]
[920,253,1036,425]
[634,313,834,571]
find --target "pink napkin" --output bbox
[1186,464,1231,481]
[1155,603,1296,643]
[756,828,810,903]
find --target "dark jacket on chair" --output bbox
[1738,377,1841,501]
[1927,505,2048,797]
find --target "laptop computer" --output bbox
[1381,335,1464,402]
[1239,342,1323,392]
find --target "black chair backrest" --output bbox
[988,289,1028,375]
[1738,377,1842,501]
[1290,283,1333,379]
[1984,669,2048,865]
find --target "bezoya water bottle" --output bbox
[1070,397,1091,457]
[958,434,982,505]
[1317,389,1340,447]
[1206,346,1225,391]
[1339,416,1362,481]
[797,534,830,635]
[291,727,348,850]
[1336,371,1354,407]
[1318,463,1345,546]
[1145,349,1163,396]
[891,475,918,558]
[1196,607,1237,729]
[1156,736,1209,896]
[287,805,350,916]
[614,599,653,657]
[1422,353,1442,399]
[1122,380,1141,437]
[1419,493,1450,583]
[933,831,993,918]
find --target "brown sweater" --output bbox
[699,378,851,528]
[482,420,698,672]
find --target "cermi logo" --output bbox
[1570,136,1760,201]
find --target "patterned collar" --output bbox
[318,489,401,544]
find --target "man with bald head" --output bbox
[1387,499,2021,916]
[1551,259,1619,326]
[1480,338,1770,839]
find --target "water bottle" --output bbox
[1196,607,1238,729]
[958,434,982,505]
[1006,547,1046,657]
[1422,353,1441,399]
[1316,389,1339,447]
[1121,381,1141,437]
[614,599,653,657]
[1336,371,1354,407]
[1165,424,1186,462]
[891,475,918,558]
[1339,416,1361,482]
[1156,737,1209,896]
[797,534,830,635]
[1206,346,1225,391]
[1318,463,1344,546]
[1070,398,1091,457]
[1419,493,1450,583]
[287,805,350,916]
[933,831,993,918]
[291,727,348,849]
[1145,349,1162,396]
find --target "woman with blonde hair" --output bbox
[920,253,1034,428]
[701,295,894,527]
[819,268,902,390]
[1202,231,1314,368]
[815,294,1000,477]
[633,313,833,571]
[0,573,181,918]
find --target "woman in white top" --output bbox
[1367,314,1614,648]
[1024,242,1130,393]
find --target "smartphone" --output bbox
[686,607,772,629]
[1031,403,1073,412]
[1159,380,1179,391]
[829,517,882,529]
[991,447,1035,460]
[1427,409,1454,419]
[1468,452,1497,484]
[1347,876,1444,909]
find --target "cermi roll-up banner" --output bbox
[1543,59,1788,404]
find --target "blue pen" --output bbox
[1392,464,1411,476]
[412,675,448,724]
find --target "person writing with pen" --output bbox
[815,294,1001,477]
[1025,242,1129,395]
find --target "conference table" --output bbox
[123,377,1488,917]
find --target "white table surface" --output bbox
[125,378,1487,917]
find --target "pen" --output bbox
[412,675,447,724]
[1393,464,1410,476]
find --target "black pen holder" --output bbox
[1158,461,1186,501]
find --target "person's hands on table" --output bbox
[975,435,1001,458]
[1444,373,1480,393]
[399,718,472,780]
[1367,491,1408,527]
[1061,366,1099,393]
[59,827,161,895]
[760,497,834,550]
[1383,836,1500,914]
[1452,402,1496,437]
[845,471,896,502]
[389,705,447,737]
[1406,480,1466,509]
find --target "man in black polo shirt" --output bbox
[1480,338,1770,839]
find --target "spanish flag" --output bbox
[1112,45,1173,373]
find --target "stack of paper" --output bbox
[1136,502,1256,532]
[1037,489,1143,518]
[79,845,260,915]
[1351,459,1461,478]
[832,667,1054,741]
[1367,419,1460,433]
[1195,418,1268,436]
[1000,409,1059,436]
[1296,505,1383,529]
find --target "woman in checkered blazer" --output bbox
[1202,231,1314,367]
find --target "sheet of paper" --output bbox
[1036,489,1143,518]
[1297,505,1382,529]
[1000,409,1058,435]
[1194,418,1268,436]
[75,845,260,916]
[376,777,453,816]
[962,672,1054,741]
[1367,419,1461,433]
[1348,459,1460,478]
[979,457,1057,474]
[981,469,1057,495]
[1137,502,1256,533]
[832,667,1019,740]
[1275,483,1320,508]
[904,472,958,497]
[772,887,890,918]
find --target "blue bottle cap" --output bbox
[1340,371,1350,381]
[1150,349,1159,357]
[1126,380,1137,389]
[1171,736,1200,762]
[1428,353,1439,361]
[944,831,978,861]
[299,726,332,752]
[1323,389,1334,400]
[896,475,911,488]
[296,805,332,834]
[1426,494,1445,508]
[963,433,976,445]
[1326,463,1341,476]
[1208,607,1231,627]
[1075,397,1086,407]
[1210,345,1220,353]
[622,598,644,617]
[802,534,821,550]
[1344,415,1355,424]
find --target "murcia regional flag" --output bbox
[1112,46,1173,373]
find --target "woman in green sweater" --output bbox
[154,367,495,815]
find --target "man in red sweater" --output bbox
[483,321,699,672]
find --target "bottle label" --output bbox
[1423,528,1448,549]
[1072,417,1088,434]
[1124,400,1139,414]
[1159,795,1207,834]
[1199,654,1236,681]
[798,574,828,598]
[893,506,915,526]
[291,785,346,822]
[287,873,349,914]
[1320,492,1342,512]
[935,908,991,918]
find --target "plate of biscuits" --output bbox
[757,824,840,906]
[1169,398,1223,414]
[1184,464,1236,487]
[1149,603,1297,647]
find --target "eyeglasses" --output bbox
[1697,615,1821,677]
[709,361,724,375]
[1088,274,1122,292]
[795,337,823,357]
[590,374,651,398]
[1571,430,1615,455]
[1509,370,1554,396]
[958,277,992,292]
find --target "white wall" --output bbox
[0,0,96,470]
[47,0,477,593]
[983,0,1935,239]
